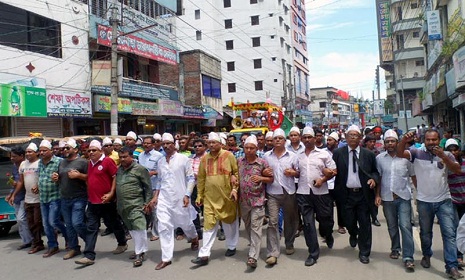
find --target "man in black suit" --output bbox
[332,125,380,264]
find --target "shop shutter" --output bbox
[14,117,63,138]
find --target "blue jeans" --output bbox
[417,199,458,270]
[14,200,33,245]
[40,199,67,249]
[382,198,414,261]
[61,198,87,251]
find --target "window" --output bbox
[274,79,278,82]
[224,0,231,8]
[293,14,297,24]
[196,30,202,40]
[396,34,404,49]
[228,83,236,93]
[225,19,232,29]
[226,40,234,50]
[250,0,258,3]
[251,15,259,25]
[270,35,275,39]
[255,81,263,91]
[0,2,62,58]
[195,9,200,19]
[202,75,222,99]
[415,60,425,66]
[253,59,262,69]
[252,37,261,47]
[397,6,402,20]
[411,2,418,9]
[227,61,235,71]
[272,57,276,61]
[413,31,419,38]
[294,31,298,42]
[319,102,327,108]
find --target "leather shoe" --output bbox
[265,256,277,266]
[305,256,317,266]
[404,260,415,272]
[285,246,295,255]
[155,261,171,270]
[100,228,113,236]
[448,267,464,280]
[28,245,45,254]
[17,243,32,250]
[191,256,209,266]
[43,247,60,258]
[349,235,357,248]
[225,248,236,257]
[420,256,431,268]
[372,219,381,227]
[63,249,81,260]
[326,235,334,249]
[390,250,400,259]
[359,255,370,264]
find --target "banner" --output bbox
[158,99,183,116]
[377,1,393,62]
[373,99,385,115]
[94,94,132,114]
[91,60,111,86]
[97,25,177,65]
[427,10,442,40]
[132,100,160,115]
[47,91,92,117]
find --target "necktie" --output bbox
[352,149,357,173]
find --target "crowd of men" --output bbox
[4,125,465,279]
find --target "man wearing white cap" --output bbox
[53,138,89,260]
[264,131,274,152]
[38,139,67,258]
[397,130,463,278]
[102,137,119,165]
[286,127,305,154]
[149,133,199,270]
[153,133,165,155]
[75,140,128,266]
[125,131,144,161]
[375,129,415,271]
[238,135,273,269]
[263,128,299,265]
[10,142,44,254]
[192,132,239,266]
[113,138,123,153]
[332,124,380,264]
[296,126,337,266]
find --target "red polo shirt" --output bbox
[87,155,118,204]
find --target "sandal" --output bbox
[404,260,415,271]
[150,236,159,241]
[337,227,346,234]
[133,253,145,267]
[176,235,185,241]
[129,252,137,260]
[247,257,257,269]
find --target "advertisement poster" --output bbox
[47,91,92,117]
[94,95,132,114]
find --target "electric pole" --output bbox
[110,2,120,136]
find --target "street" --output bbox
[0,210,454,280]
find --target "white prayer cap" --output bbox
[244,135,258,146]
[246,118,252,122]
[59,140,66,148]
[175,141,180,150]
[67,138,77,148]
[102,137,112,146]
[219,132,227,140]
[126,131,137,140]
[445,139,459,149]
[114,138,123,145]
[39,140,52,149]
[302,126,315,137]
[208,132,221,142]
[220,137,226,145]
[384,129,398,141]
[346,125,361,134]
[273,128,285,138]
[26,142,38,152]
[265,131,273,139]
[153,133,162,141]
[290,126,300,135]
[162,133,174,143]
[89,140,102,150]
[328,132,339,141]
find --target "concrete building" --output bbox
[176,0,311,123]
[309,87,353,128]
[376,0,426,132]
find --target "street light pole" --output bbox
[400,75,408,131]
[110,3,120,136]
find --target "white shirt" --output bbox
[346,146,362,189]
[376,152,414,201]
[19,160,40,204]
[263,149,298,195]
[297,148,336,195]
[138,149,155,167]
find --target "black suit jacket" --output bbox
[332,146,380,209]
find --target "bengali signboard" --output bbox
[427,10,442,40]
[377,1,393,62]
[47,91,92,117]
[97,25,177,65]
[453,45,465,89]
[91,80,177,100]
[183,106,204,119]
[132,100,160,116]
[0,73,46,117]
[373,99,385,115]
[94,94,132,114]
[158,99,183,116]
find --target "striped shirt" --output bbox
[448,161,465,204]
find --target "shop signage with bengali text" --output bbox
[93,94,132,114]
[47,91,92,117]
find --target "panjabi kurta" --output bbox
[116,162,152,230]
[196,149,239,230]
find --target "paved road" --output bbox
[0,209,454,280]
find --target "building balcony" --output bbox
[397,77,425,91]
[394,47,424,61]
[392,19,421,32]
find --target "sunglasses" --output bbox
[103,145,112,147]
[194,145,203,148]
[88,149,98,153]
[63,147,72,150]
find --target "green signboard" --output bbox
[0,83,47,117]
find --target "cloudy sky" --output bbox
[306,0,386,100]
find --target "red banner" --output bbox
[97,25,177,65]
[336,89,349,100]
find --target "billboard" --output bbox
[377,1,393,62]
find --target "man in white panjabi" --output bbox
[149,132,199,270]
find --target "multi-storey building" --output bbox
[376,0,426,132]
[176,0,311,123]
[308,86,352,128]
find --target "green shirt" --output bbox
[38,155,62,203]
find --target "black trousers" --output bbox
[297,192,334,259]
[345,190,372,257]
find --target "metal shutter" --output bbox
[14,117,63,138]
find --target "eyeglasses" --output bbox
[103,145,112,147]
[88,149,98,153]
[194,145,203,148]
